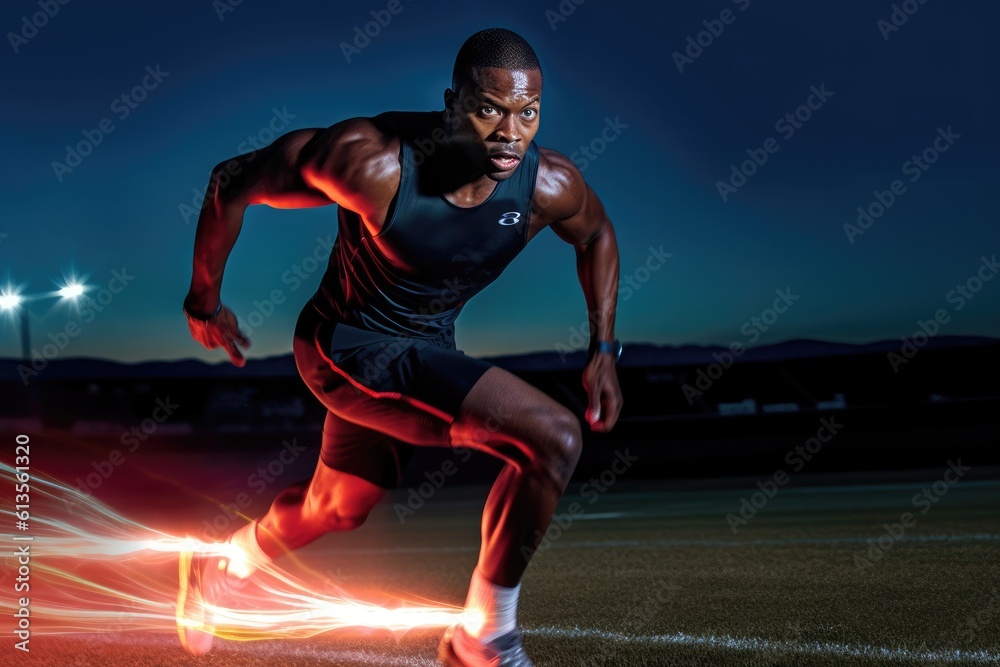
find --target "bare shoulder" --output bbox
[302,116,400,182]
[533,146,612,247]
[534,146,588,224]
[298,116,402,212]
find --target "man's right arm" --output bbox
[185,127,333,314]
[183,118,396,365]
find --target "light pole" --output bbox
[1,281,89,362]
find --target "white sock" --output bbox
[225,521,271,578]
[462,568,520,643]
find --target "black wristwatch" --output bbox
[588,339,622,365]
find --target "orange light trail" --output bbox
[0,459,473,643]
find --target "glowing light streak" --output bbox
[0,460,466,643]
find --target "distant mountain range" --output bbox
[2,335,997,381]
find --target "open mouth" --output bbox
[489,152,521,171]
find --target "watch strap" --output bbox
[588,339,622,363]
[183,297,222,322]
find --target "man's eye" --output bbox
[482,106,497,114]
[523,109,537,119]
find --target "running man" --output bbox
[178,28,623,666]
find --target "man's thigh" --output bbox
[290,304,580,478]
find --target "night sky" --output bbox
[1,0,996,364]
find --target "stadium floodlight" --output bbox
[1,275,91,361]
[58,282,86,299]
[0,292,22,310]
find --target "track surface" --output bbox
[5,443,1000,666]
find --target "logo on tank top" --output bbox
[498,212,521,226]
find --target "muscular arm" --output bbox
[536,149,623,431]
[184,118,400,365]
[538,149,620,348]
[562,196,619,346]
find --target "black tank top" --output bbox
[310,111,540,348]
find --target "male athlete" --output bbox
[178,28,623,666]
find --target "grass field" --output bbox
[5,437,1000,666]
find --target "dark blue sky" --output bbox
[1,0,997,363]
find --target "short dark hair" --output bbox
[452,28,542,90]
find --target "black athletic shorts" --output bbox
[293,299,493,488]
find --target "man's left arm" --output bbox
[541,151,623,432]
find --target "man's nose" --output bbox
[494,113,521,143]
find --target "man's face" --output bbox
[447,67,542,181]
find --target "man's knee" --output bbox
[451,402,583,483]
[535,411,583,485]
